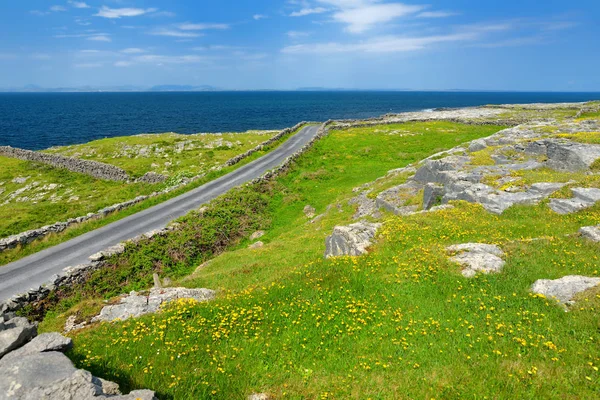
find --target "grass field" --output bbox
[0,129,284,248]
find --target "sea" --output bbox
[0,91,599,150]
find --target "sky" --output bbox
[1,0,599,91]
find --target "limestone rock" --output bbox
[544,140,600,172]
[579,225,600,242]
[447,243,506,278]
[250,230,265,240]
[549,187,600,215]
[248,394,271,400]
[469,139,488,152]
[249,241,264,249]
[0,317,37,359]
[423,183,444,210]
[0,351,157,399]
[89,243,126,262]
[4,332,72,361]
[92,287,216,322]
[375,180,423,215]
[303,205,316,218]
[531,275,600,305]
[324,222,381,258]
[349,192,380,219]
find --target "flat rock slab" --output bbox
[92,287,216,322]
[579,225,600,242]
[325,222,381,258]
[0,351,156,399]
[549,187,600,215]
[446,243,506,278]
[0,317,37,359]
[531,275,600,305]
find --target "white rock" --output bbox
[446,243,505,278]
[579,225,600,242]
[324,222,380,258]
[531,275,600,305]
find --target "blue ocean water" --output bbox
[0,91,598,150]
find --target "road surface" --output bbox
[0,124,321,302]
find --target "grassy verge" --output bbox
[31,121,548,398]
[0,125,309,266]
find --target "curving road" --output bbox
[0,124,321,302]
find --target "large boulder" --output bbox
[544,140,600,172]
[324,222,381,258]
[446,243,506,278]
[92,287,216,323]
[531,275,600,305]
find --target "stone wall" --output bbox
[0,146,131,182]
[0,123,311,253]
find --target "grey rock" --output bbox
[375,180,423,215]
[423,183,444,210]
[92,287,216,322]
[0,351,158,399]
[579,225,600,242]
[324,222,381,258]
[549,187,600,215]
[468,139,488,152]
[303,205,316,218]
[137,172,167,184]
[64,315,87,334]
[248,394,271,400]
[544,140,600,172]
[349,192,380,220]
[249,241,264,249]
[531,275,600,305]
[4,333,72,360]
[89,243,126,262]
[446,243,505,278]
[249,230,265,240]
[0,319,37,359]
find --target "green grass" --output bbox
[44,130,277,179]
[0,127,306,262]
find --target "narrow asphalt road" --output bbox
[0,124,321,302]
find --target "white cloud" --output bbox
[30,10,51,16]
[282,32,475,53]
[287,31,311,39]
[80,49,100,53]
[332,3,426,33]
[133,54,206,64]
[417,11,459,18]
[178,23,230,30]
[87,35,112,42]
[149,28,202,38]
[114,61,134,67]
[121,48,146,54]
[50,5,67,12]
[74,63,102,68]
[55,32,111,39]
[253,14,267,20]
[75,18,92,26]
[290,7,328,17]
[68,1,90,8]
[94,6,158,19]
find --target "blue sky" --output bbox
[1,0,599,90]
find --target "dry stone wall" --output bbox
[0,145,131,182]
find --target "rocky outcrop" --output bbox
[0,316,157,399]
[324,222,380,258]
[522,139,600,172]
[375,181,423,215]
[531,275,600,305]
[549,188,600,215]
[136,171,167,184]
[0,146,131,182]
[579,225,600,242]
[0,316,37,359]
[91,287,216,323]
[446,243,506,278]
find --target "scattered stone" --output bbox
[249,241,264,249]
[248,394,271,400]
[64,315,87,334]
[250,230,265,240]
[324,222,381,258]
[88,243,126,262]
[11,176,30,184]
[579,225,600,242]
[446,243,506,278]
[91,287,216,323]
[549,187,600,215]
[303,205,316,218]
[531,275,600,305]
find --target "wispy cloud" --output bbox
[94,6,158,19]
[287,31,312,39]
[121,48,147,54]
[149,28,202,38]
[253,14,268,20]
[331,3,426,33]
[133,54,206,64]
[417,11,459,18]
[50,5,67,12]
[178,23,230,31]
[88,35,112,42]
[68,1,90,9]
[282,32,475,53]
[114,61,133,67]
[290,7,328,17]
[55,32,112,42]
